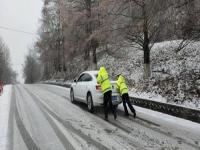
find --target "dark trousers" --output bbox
[122,93,135,115]
[103,90,116,118]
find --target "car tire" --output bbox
[87,93,94,113]
[70,88,75,103]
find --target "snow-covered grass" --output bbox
[0,85,12,150]
[47,40,200,109]
[129,89,167,103]
[97,41,200,109]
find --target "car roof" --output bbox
[81,70,98,75]
[80,70,115,82]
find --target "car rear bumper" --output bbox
[93,92,122,106]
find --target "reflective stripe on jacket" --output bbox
[97,67,112,94]
[116,75,128,96]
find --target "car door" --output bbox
[79,73,93,102]
[74,74,84,99]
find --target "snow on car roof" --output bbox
[82,70,98,75]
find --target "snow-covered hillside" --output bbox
[97,41,200,109]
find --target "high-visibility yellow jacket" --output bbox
[97,67,112,94]
[116,75,128,96]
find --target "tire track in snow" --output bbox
[33,84,68,100]
[7,86,15,150]
[16,85,75,150]
[23,85,110,150]
[38,111,76,150]
[64,89,200,150]
[28,84,200,150]
[31,85,134,134]
[28,85,147,150]
[13,86,41,150]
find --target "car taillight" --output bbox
[96,85,101,91]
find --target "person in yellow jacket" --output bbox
[116,74,136,118]
[97,66,117,121]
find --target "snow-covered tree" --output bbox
[0,37,17,84]
[23,49,41,83]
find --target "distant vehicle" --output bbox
[70,71,122,112]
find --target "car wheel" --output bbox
[87,93,94,113]
[70,89,75,103]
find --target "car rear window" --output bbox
[95,73,115,81]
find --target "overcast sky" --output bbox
[0,0,43,83]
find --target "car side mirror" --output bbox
[74,79,77,82]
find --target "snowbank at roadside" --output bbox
[0,85,12,150]
[42,40,200,109]
[98,41,200,109]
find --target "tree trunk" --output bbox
[84,42,91,70]
[84,0,92,70]
[143,37,151,79]
[91,38,99,70]
[142,5,151,79]
[92,47,97,70]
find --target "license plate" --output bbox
[112,96,117,101]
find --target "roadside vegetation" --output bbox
[23,0,200,108]
[0,37,17,84]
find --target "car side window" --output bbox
[77,74,85,82]
[83,74,92,82]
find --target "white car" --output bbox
[70,71,122,112]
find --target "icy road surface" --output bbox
[1,84,200,150]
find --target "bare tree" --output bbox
[0,37,17,84]
[23,49,41,83]
[175,0,200,52]
[35,0,200,81]
[89,0,168,78]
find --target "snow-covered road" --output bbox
[1,84,200,150]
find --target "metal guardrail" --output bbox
[130,97,200,123]
[45,82,71,88]
[45,82,200,123]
